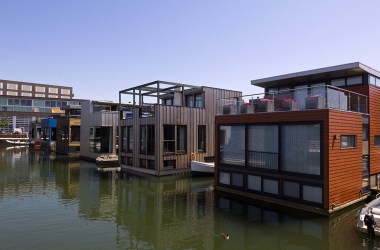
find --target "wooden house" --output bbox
[214,62,380,215]
[119,80,241,176]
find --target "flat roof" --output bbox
[251,62,380,88]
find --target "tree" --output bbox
[0,113,9,131]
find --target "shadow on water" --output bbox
[1,148,380,249]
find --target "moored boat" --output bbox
[191,160,214,176]
[96,154,119,166]
[357,197,380,236]
[5,140,29,145]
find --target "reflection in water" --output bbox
[0,147,379,249]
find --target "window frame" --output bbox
[340,135,357,149]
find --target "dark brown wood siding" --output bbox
[369,85,380,174]
[328,109,362,209]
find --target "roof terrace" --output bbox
[217,85,368,115]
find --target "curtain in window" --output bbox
[248,125,278,170]
[281,124,320,175]
[219,126,245,166]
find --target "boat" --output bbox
[191,160,214,176]
[5,140,29,145]
[96,154,119,166]
[356,196,380,236]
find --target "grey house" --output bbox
[80,100,119,161]
[118,80,242,176]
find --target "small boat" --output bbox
[357,196,380,236]
[96,154,119,166]
[191,160,214,176]
[6,140,29,145]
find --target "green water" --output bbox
[0,147,377,249]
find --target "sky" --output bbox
[1,0,380,102]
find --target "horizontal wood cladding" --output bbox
[369,86,380,174]
[328,110,362,209]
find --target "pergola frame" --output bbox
[119,80,199,107]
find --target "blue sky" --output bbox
[1,0,379,102]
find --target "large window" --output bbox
[140,125,155,155]
[177,126,187,152]
[198,125,206,152]
[89,127,112,153]
[127,126,133,152]
[340,135,356,148]
[186,93,203,108]
[163,125,175,153]
[248,125,278,170]
[219,125,245,166]
[281,124,320,175]
[121,126,127,152]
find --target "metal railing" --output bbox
[217,85,368,115]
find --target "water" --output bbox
[0,147,378,250]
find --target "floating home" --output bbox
[56,105,81,156]
[80,100,120,162]
[119,80,241,176]
[214,62,380,215]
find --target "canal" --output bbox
[0,146,378,249]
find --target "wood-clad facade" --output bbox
[119,81,241,176]
[56,106,81,155]
[214,62,380,215]
[80,100,120,161]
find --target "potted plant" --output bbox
[223,104,232,114]
[257,98,274,112]
[305,94,325,109]
[283,98,298,111]
[240,102,254,114]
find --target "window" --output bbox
[263,179,278,195]
[163,125,175,153]
[331,78,345,87]
[248,125,278,170]
[186,95,194,107]
[0,82,3,88]
[375,136,380,146]
[248,175,261,191]
[35,93,45,98]
[140,125,155,155]
[162,98,173,106]
[283,181,300,198]
[195,94,203,108]
[347,76,362,85]
[121,127,127,152]
[21,85,32,91]
[219,125,245,166]
[302,185,322,204]
[7,91,18,96]
[48,87,58,94]
[35,86,45,92]
[231,173,243,187]
[89,127,111,153]
[6,83,18,90]
[281,124,321,175]
[219,172,230,185]
[21,92,32,97]
[340,135,356,148]
[49,94,58,98]
[127,126,133,152]
[198,125,206,151]
[177,126,187,152]
[61,89,71,95]
[186,93,204,108]
[369,75,376,85]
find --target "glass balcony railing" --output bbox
[217,85,368,115]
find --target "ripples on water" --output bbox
[1,147,380,249]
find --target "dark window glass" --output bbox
[177,126,187,152]
[375,136,380,147]
[341,135,357,148]
[198,125,206,151]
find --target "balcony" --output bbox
[217,85,368,115]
